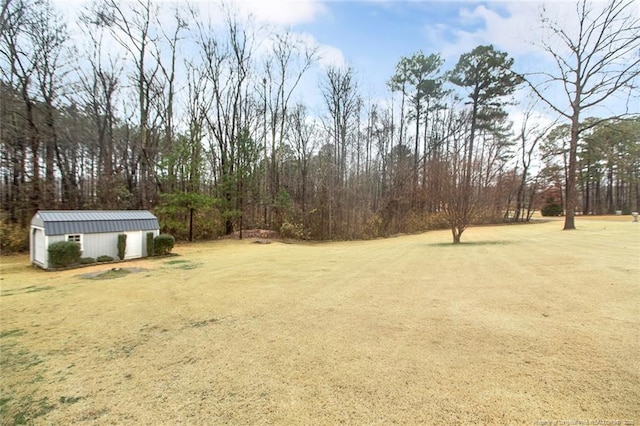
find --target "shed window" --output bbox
[66,234,82,250]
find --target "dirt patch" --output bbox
[80,267,148,280]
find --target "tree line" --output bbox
[1,0,638,251]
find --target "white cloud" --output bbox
[53,0,328,27]
[316,43,346,69]
[427,1,639,67]
[228,0,328,25]
[424,3,545,63]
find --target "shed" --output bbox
[31,210,160,269]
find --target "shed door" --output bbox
[33,229,46,265]
[125,231,142,259]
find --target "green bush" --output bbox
[48,241,81,268]
[117,234,127,260]
[97,255,114,262]
[80,257,96,265]
[154,234,175,255]
[146,232,155,256]
[541,202,563,217]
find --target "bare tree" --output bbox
[321,66,360,238]
[262,30,317,226]
[195,6,255,234]
[387,57,409,147]
[513,104,557,222]
[95,0,162,208]
[441,109,475,244]
[1,0,42,213]
[0,0,15,43]
[540,124,571,213]
[446,45,520,243]
[154,6,187,193]
[526,0,640,229]
[30,1,72,207]
[288,103,318,226]
[78,7,124,207]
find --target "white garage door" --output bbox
[125,231,142,259]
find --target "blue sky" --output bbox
[271,0,637,119]
[256,0,553,112]
[293,1,498,95]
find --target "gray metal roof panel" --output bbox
[34,211,159,236]
[38,210,157,222]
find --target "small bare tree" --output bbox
[441,110,476,244]
[445,45,520,243]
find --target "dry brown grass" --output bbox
[1,217,639,425]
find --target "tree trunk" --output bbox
[583,171,590,215]
[564,113,579,230]
[451,226,462,244]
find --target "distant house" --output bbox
[30,210,160,269]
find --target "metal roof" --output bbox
[33,210,159,236]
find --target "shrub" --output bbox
[363,213,383,239]
[541,202,563,217]
[280,222,304,239]
[80,257,96,265]
[117,234,127,260]
[425,211,450,230]
[0,221,29,254]
[48,241,81,268]
[154,234,175,255]
[146,232,155,257]
[97,255,114,262]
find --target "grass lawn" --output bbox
[1,218,638,424]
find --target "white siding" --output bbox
[124,231,142,259]
[82,233,119,259]
[83,231,152,260]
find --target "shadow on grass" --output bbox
[0,329,27,339]
[164,259,189,265]
[0,395,56,426]
[429,240,514,247]
[164,259,201,270]
[1,286,54,297]
[0,337,53,424]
